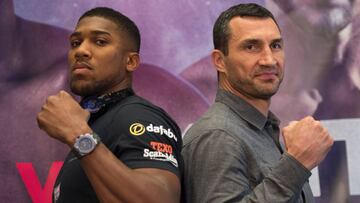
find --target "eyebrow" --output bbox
[240,38,283,47]
[271,38,283,44]
[69,30,112,39]
[241,39,261,45]
[242,37,283,43]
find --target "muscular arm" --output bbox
[79,143,180,203]
[37,91,181,203]
[183,130,310,203]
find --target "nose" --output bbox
[74,41,91,60]
[259,47,277,66]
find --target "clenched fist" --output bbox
[282,116,333,170]
[37,90,92,147]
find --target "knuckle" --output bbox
[323,128,329,135]
[59,90,70,97]
[286,121,298,128]
[41,104,48,112]
[282,127,290,134]
[311,120,322,129]
[289,120,297,125]
[47,95,56,102]
[36,115,43,126]
[324,134,333,145]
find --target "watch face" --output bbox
[78,136,95,154]
[74,133,100,157]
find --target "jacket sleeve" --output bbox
[182,129,312,203]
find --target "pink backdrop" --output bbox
[1,0,359,202]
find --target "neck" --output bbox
[219,80,271,117]
[103,76,132,96]
[100,87,132,98]
[81,79,133,100]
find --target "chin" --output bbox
[256,92,276,100]
[70,83,96,97]
[256,87,279,100]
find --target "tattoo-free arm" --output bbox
[37,91,180,203]
[79,142,180,203]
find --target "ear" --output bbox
[125,52,140,72]
[211,49,226,74]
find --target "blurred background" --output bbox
[1,0,359,202]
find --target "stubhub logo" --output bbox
[146,124,177,142]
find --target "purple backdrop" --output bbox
[1,0,359,202]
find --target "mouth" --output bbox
[254,70,279,80]
[71,62,92,72]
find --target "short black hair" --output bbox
[79,7,141,53]
[213,3,279,55]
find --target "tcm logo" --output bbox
[129,123,178,142]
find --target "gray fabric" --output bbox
[182,89,314,203]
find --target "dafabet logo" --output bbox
[129,123,177,142]
[129,123,146,136]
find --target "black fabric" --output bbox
[53,89,183,203]
[80,88,134,114]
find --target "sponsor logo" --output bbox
[143,148,178,167]
[150,141,173,154]
[146,124,177,142]
[129,123,146,136]
[129,123,178,142]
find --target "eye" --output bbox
[95,39,108,46]
[70,39,81,48]
[246,44,256,50]
[271,42,283,50]
[242,43,260,52]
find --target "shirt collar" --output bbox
[215,89,280,130]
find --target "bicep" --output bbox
[108,105,182,176]
[134,168,181,203]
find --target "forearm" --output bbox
[185,132,311,203]
[193,153,310,203]
[80,143,179,203]
[239,153,311,202]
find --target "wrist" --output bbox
[287,150,314,170]
[65,125,93,147]
[73,132,101,158]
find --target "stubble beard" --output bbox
[70,77,111,97]
[232,76,283,100]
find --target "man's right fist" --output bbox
[282,116,334,170]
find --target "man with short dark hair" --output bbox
[37,7,182,203]
[182,3,333,203]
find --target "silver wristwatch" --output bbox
[73,132,101,158]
